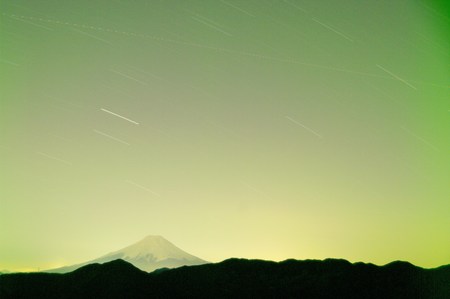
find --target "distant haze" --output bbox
[0,0,449,272]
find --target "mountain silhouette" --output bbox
[1,258,449,299]
[46,235,208,273]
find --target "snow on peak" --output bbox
[103,235,201,262]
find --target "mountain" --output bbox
[47,235,208,273]
[2,258,449,299]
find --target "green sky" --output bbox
[0,0,449,271]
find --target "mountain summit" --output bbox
[47,235,208,273]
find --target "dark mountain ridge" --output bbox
[1,258,449,299]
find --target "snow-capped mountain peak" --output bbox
[102,235,202,262]
[46,235,208,273]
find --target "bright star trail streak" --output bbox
[109,69,149,86]
[93,130,131,146]
[3,13,448,88]
[220,0,256,17]
[71,28,112,45]
[125,180,161,197]
[36,152,72,166]
[1,59,20,66]
[191,16,233,37]
[10,15,53,31]
[376,65,418,90]
[100,108,139,125]
[0,14,415,82]
[311,18,354,42]
[283,0,308,13]
[285,116,323,139]
[400,126,440,152]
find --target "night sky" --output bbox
[1,0,449,272]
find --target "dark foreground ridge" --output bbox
[1,258,449,299]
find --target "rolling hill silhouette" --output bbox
[1,258,449,299]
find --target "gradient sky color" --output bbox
[1,0,449,272]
